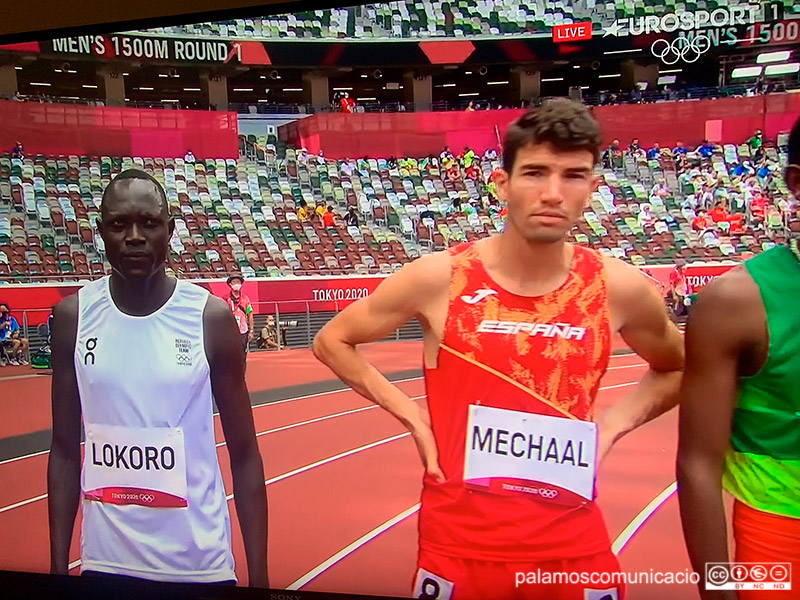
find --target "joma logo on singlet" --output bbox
[477,320,587,340]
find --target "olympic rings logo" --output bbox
[139,494,155,503]
[650,35,711,65]
[176,354,191,364]
[538,488,558,499]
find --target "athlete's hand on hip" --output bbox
[406,407,445,483]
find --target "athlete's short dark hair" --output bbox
[788,114,800,167]
[502,98,603,173]
[101,169,168,216]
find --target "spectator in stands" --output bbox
[323,206,337,229]
[346,206,359,228]
[462,147,476,168]
[340,159,354,176]
[258,315,279,351]
[692,210,709,232]
[297,200,310,221]
[709,201,730,225]
[0,303,28,365]
[184,149,196,164]
[12,142,24,159]
[225,274,254,369]
[647,143,662,161]
[603,140,623,169]
[749,129,763,161]
[628,138,645,159]
[651,178,668,198]
[638,204,656,228]
[757,160,772,186]
[315,200,327,220]
[465,101,475,112]
[317,151,326,165]
[484,148,498,161]
[448,197,463,214]
[732,160,754,177]
[11,90,21,101]
[387,156,397,169]
[340,92,356,114]
[750,192,768,225]
[446,163,460,182]
[357,156,369,173]
[465,161,481,180]
[668,260,692,319]
[696,139,715,159]
[440,147,452,162]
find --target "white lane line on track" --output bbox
[608,363,645,371]
[0,493,48,514]
[287,503,421,591]
[611,481,677,555]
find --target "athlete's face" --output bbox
[496,142,596,244]
[98,179,174,281]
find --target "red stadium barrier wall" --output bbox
[279,93,800,159]
[0,264,736,327]
[279,109,526,159]
[0,101,239,159]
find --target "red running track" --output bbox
[0,341,699,599]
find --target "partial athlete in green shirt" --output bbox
[678,114,800,600]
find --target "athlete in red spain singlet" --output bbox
[315,99,684,600]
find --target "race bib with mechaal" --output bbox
[83,423,188,508]
[463,405,598,506]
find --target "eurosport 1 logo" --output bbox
[706,563,791,591]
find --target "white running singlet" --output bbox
[75,276,236,582]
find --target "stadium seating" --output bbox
[0,129,791,283]
[130,1,800,40]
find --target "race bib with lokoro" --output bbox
[463,405,598,506]
[83,423,188,508]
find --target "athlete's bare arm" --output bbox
[677,269,766,600]
[313,252,450,481]
[597,257,685,458]
[47,294,82,575]
[204,296,268,588]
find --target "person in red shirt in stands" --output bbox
[750,192,768,224]
[709,202,730,224]
[323,206,337,229]
[669,260,692,319]
[340,92,356,114]
[446,164,460,182]
[692,210,709,232]
[465,162,481,180]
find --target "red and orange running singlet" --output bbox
[420,241,613,562]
